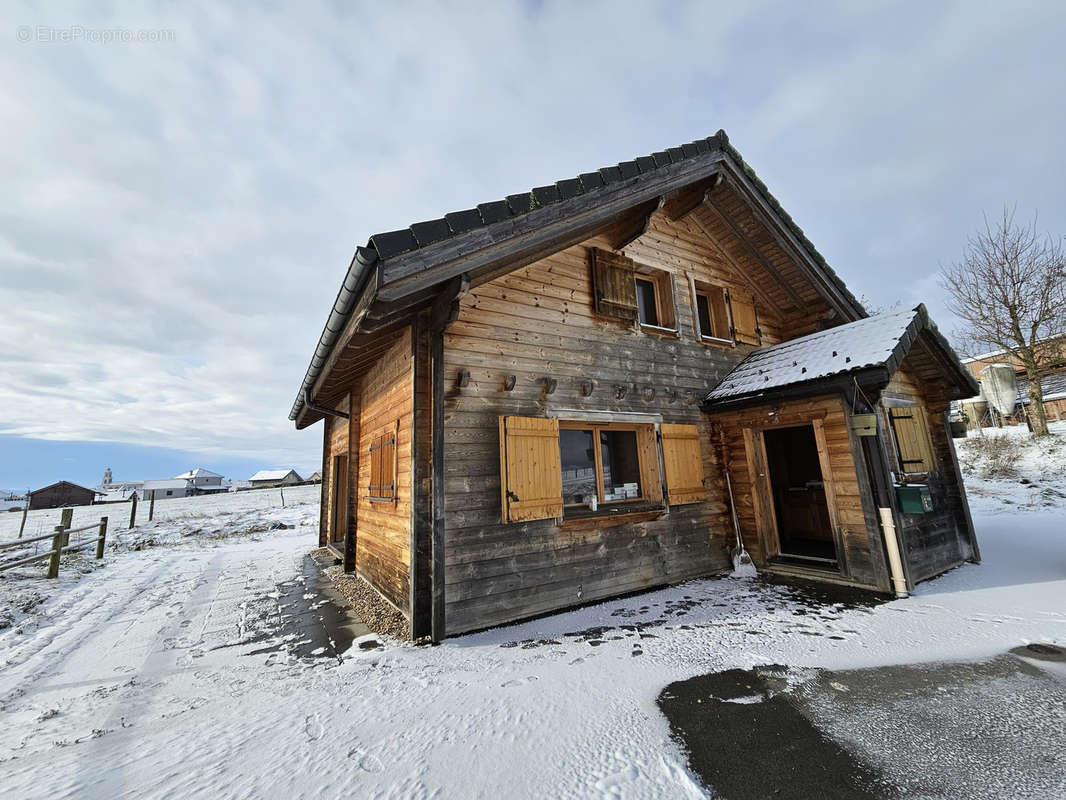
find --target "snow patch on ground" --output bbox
[0,480,1063,797]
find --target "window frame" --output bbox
[368,421,398,504]
[558,421,652,508]
[633,268,678,336]
[687,275,735,347]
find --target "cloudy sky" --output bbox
[2,1,1064,489]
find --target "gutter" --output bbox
[289,246,379,422]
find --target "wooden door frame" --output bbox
[744,419,848,575]
[330,454,348,545]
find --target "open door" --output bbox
[762,425,838,566]
[330,454,348,546]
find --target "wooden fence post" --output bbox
[149,491,155,522]
[280,487,285,507]
[96,517,108,559]
[129,494,138,529]
[47,526,64,579]
[60,508,73,547]
[18,504,28,539]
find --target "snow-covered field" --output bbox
[0,460,1063,798]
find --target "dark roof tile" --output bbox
[617,161,640,180]
[556,177,584,200]
[599,165,623,184]
[667,147,686,163]
[370,229,418,260]
[579,171,604,191]
[681,142,700,158]
[477,200,512,224]
[635,156,657,173]
[652,151,672,168]
[531,185,560,207]
[445,208,483,234]
[409,218,452,247]
[506,193,533,214]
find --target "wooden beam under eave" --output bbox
[662,174,721,221]
[686,207,789,322]
[702,193,809,310]
[607,196,664,250]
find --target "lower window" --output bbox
[560,423,646,508]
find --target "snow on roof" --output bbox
[706,308,919,402]
[705,305,977,405]
[173,468,222,479]
[142,479,190,490]
[249,469,298,481]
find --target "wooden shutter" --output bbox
[369,425,397,502]
[589,248,638,320]
[728,292,761,345]
[888,407,935,472]
[660,423,706,505]
[499,416,563,523]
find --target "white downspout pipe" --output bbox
[878,507,909,598]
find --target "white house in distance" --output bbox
[172,468,225,490]
[248,469,303,488]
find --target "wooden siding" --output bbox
[881,363,975,583]
[708,394,890,590]
[354,327,414,613]
[439,209,814,635]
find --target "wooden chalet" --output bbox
[290,130,981,641]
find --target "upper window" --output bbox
[887,406,935,473]
[588,247,676,334]
[369,424,397,502]
[693,284,731,342]
[634,269,676,333]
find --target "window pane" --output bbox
[600,430,641,501]
[636,279,658,326]
[560,428,597,504]
[696,293,713,337]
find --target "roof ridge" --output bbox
[367,131,731,261]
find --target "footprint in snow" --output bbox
[500,676,539,687]
[347,748,384,773]
[305,714,323,741]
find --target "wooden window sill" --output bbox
[699,335,734,348]
[639,324,679,338]
[559,503,666,530]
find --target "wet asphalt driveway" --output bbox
[658,645,1066,799]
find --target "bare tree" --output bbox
[940,208,1066,436]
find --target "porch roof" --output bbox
[704,305,979,408]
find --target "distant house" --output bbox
[249,469,302,488]
[28,481,96,510]
[958,336,1066,427]
[141,479,194,500]
[171,468,227,493]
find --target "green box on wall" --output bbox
[896,484,933,514]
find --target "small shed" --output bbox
[703,305,981,593]
[249,469,303,488]
[28,481,96,510]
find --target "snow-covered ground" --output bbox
[0,465,1063,798]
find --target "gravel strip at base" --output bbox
[310,548,410,641]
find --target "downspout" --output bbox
[878,508,909,598]
[303,389,349,421]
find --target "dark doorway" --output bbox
[763,425,837,565]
